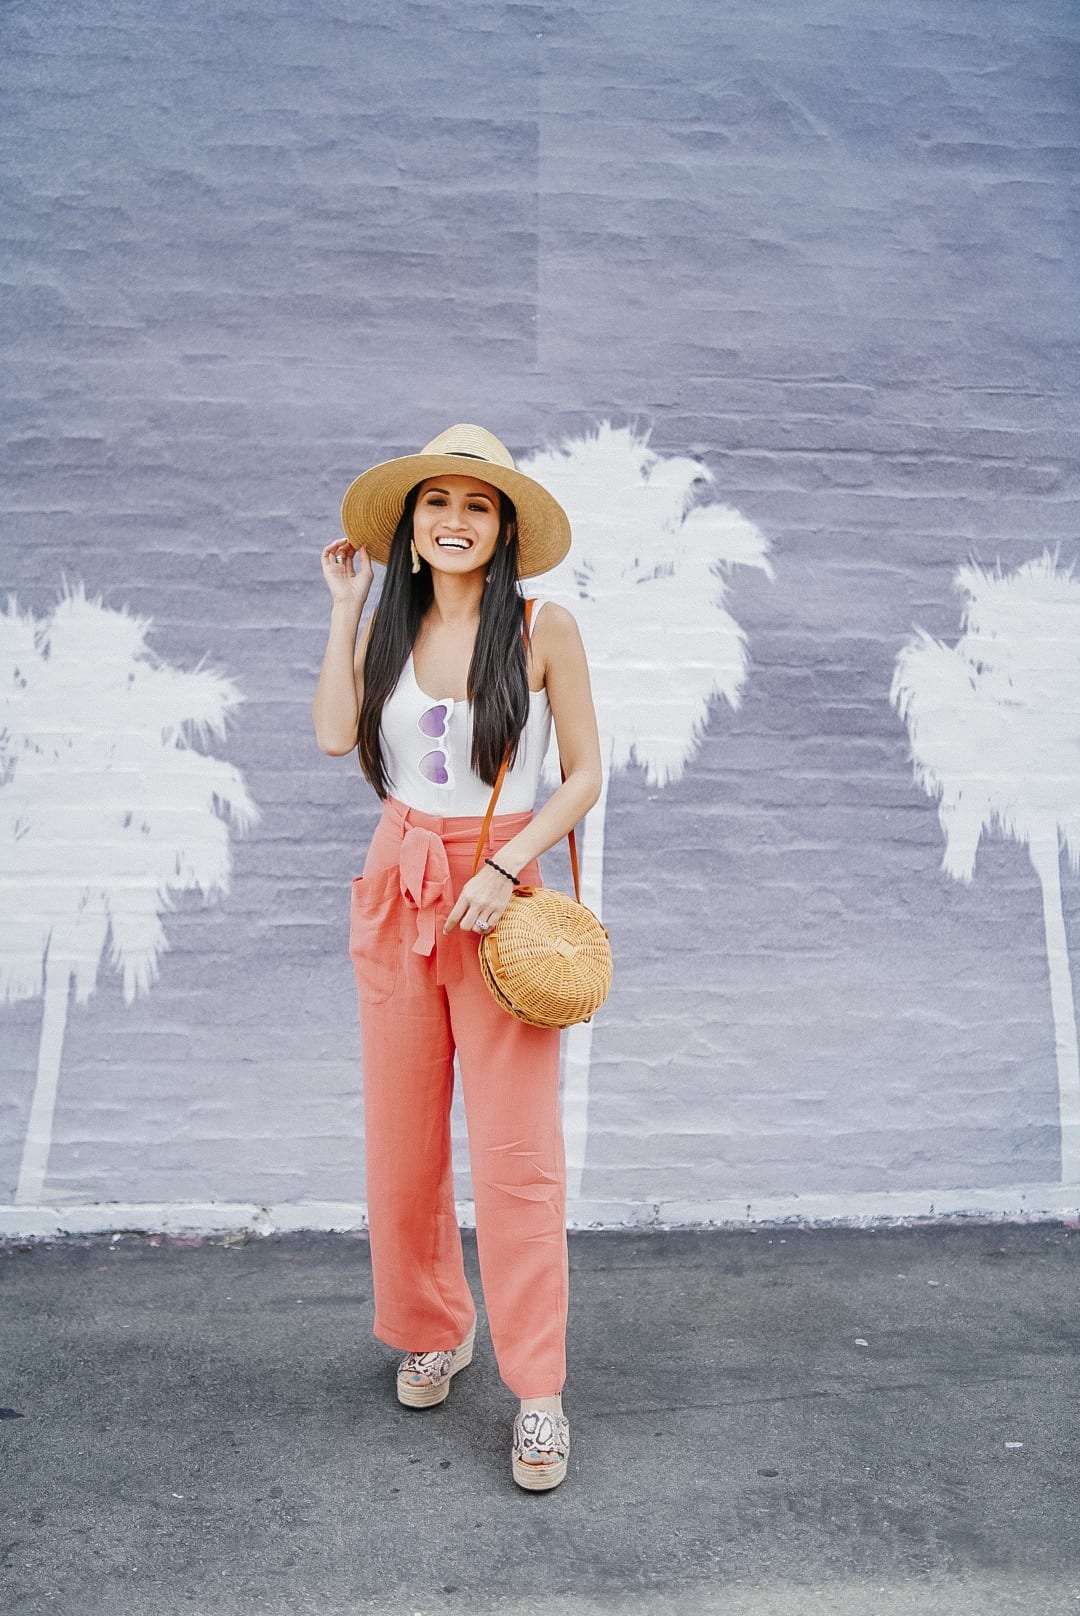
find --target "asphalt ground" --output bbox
[2,1223,1078,1616]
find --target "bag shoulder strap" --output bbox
[470,597,583,901]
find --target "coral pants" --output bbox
[350,795,568,1398]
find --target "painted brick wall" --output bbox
[2,0,1079,1231]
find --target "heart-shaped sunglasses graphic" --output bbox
[417,702,453,787]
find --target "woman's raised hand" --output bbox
[321,538,373,609]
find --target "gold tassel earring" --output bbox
[410,539,421,575]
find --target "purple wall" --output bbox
[2,0,1079,1229]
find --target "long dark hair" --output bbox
[356,484,531,797]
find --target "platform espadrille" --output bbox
[395,1321,476,1408]
[511,1407,570,1490]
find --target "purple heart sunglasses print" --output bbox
[417,702,451,739]
[419,750,452,785]
[417,701,453,788]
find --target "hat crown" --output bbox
[420,423,516,471]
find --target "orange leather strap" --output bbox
[470,597,583,902]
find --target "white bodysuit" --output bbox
[379,598,553,815]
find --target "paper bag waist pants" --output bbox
[350,794,568,1398]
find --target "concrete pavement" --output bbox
[2,1223,1078,1615]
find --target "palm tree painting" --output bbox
[891,551,1080,1186]
[520,424,774,1201]
[0,584,259,1205]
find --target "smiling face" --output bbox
[412,474,506,575]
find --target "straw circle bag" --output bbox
[469,600,612,1030]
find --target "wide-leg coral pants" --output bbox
[350,794,568,1398]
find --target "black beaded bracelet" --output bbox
[485,856,520,885]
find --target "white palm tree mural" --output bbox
[520,423,774,1201]
[891,551,1080,1186]
[1,584,259,1205]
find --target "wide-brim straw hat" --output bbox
[340,424,571,579]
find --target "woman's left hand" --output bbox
[443,864,518,936]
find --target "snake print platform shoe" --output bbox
[396,1321,476,1408]
[511,1407,571,1490]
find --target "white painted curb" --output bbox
[1,1182,1078,1239]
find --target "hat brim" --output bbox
[340,452,571,579]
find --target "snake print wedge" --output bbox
[396,1320,477,1408]
[511,1408,571,1490]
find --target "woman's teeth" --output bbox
[436,537,471,549]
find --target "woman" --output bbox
[312,424,602,1491]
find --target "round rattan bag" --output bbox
[479,886,612,1029]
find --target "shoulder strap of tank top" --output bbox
[470,597,583,902]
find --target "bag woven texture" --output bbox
[479,885,612,1028]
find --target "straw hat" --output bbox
[340,424,571,578]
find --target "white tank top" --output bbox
[379,599,553,815]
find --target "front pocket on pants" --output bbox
[349,864,401,1004]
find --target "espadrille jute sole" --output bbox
[512,1452,568,1491]
[396,1325,475,1409]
